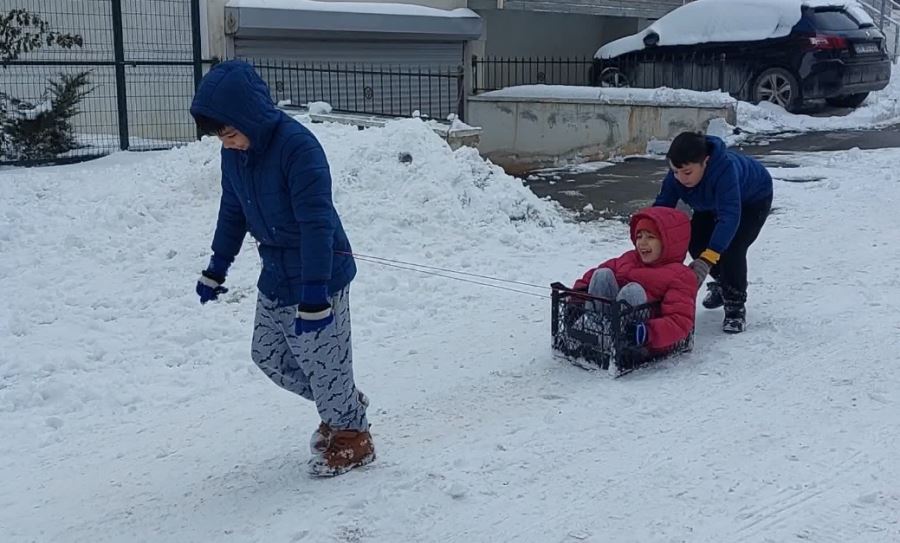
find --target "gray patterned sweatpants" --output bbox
[251,286,368,431]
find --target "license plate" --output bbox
[855,43,880,54]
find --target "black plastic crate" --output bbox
[550,284,693,376]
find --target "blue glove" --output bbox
[196,254,231,304]
[627,322,648,346]
[295,284,334,335]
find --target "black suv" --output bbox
[592,3,892,111]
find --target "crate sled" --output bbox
[550,284,693,377]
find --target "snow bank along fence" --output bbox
[468,88,736,173]
[1,0,213,166]
[249,59,466,123]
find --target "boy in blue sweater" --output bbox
[190,61,373,477]
[654,132,773,333]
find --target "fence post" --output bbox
[456,65,465,122]
[190,0,203,139]
[718,53,726,91]
[471,54,478,94]
[895,23,899,61]
[880,0,887,30]
[111,0,129,151]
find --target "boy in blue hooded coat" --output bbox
[654,132,773,334]
[190,60,373,477]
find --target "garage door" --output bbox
[235,38,465,119]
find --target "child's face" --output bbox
[669,157,708,188]
[635,230,662,264]
[217,126,250,151]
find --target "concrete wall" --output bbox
[477,9,639,58]
[205,0,229,61]
[468,96,736,173]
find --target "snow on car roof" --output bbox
[595,0,873,60]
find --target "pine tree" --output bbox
[0,9,83,62]
[2,72,93,161]
[0,9,86,161]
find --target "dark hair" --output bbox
[193,114,226,136]
[666,131,710,167]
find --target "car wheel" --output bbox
[599,67,629,88]
[825,92,870,108]
[753,67,801,111]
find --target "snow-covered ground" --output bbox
[2,118,899,542]
[736,65,900,135]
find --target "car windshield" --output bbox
[811,9,862,31]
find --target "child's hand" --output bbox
[626,322,649,346]
[689,258,712,287]
[294,284,334,335]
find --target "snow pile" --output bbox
[305,100,333,115]
[445,113,480,132]
[478,85,736,107]
[737,61,900,134]
[596,0,873,59]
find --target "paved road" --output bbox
[526,124,900,221]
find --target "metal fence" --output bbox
[472,56,594,93]
[860,0,900,59]
[1,0,205,166]
[603,52,752,97]
[249,59,466,121]
[472,53,754,100]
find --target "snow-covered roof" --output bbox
[225,0,483,40]
[596,0,874,59]
[226,0,479,19]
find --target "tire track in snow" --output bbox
[456,315,888,542]
[732,450,865,542]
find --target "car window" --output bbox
[811,9,861,31]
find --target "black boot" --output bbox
[722,286,747,334]
[702,281,724,309]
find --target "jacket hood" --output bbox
[629,207,691,266]
[190,60,280,152]
[701,135,730,183]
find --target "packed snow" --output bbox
[305,100,333,115]
[477,85,736,107]
[2,116,899,542]
[596,0,873,59]
[226,0,479,18]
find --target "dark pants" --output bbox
[689,196,772,299]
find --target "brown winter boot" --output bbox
[309,391,369,454]
[310,421,333,454]
[308,429,376,477]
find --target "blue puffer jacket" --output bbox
[654,136,773,255]
[191,60,356,307]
